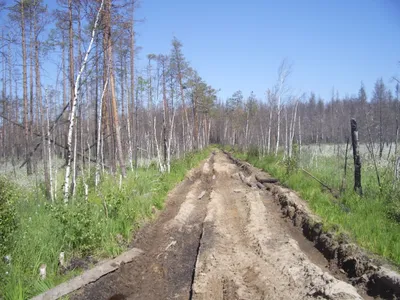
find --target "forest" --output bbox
[0,0,399,299]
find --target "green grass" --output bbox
[229,146,400,267]
[0,148,211,299]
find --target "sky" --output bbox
[134,0,400,101]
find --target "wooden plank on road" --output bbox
[31,248,143,300]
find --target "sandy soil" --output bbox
[71,151,364,300]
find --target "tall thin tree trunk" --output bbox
[284,106,288,157]
[96,79,108,187]
[192,93,198,150]
[153,116,165,172]
[134,86,138,168]
[298,114,302,158]
[351,118,362,196]
[177,61,189,152]
[267,107,272,154]
[245,109,249,150]
[21,1,32,175]
[44,89,54,202]
[130,7,135,167]
[275,96,281,156]
[105,0,126,177]
[29,9,34,141]
[35,24,50,198]
[167,109,176,173]
[68,0,75,110]
[94,35,99,159]
[64,0,104,202]
[289,100,298,158]
[72,107,78,197]
[161,59,168,166]
[62,31,68,159]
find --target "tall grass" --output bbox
[231,146,400,267]
[0,149,210,299]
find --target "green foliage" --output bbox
[283,144,299,175]
[0,177,19,255]
[385,184,400,223]
[46,202,103,254]
[226,90,244,113]
[246,146,259,160]
[0,148,211,299]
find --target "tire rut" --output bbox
[71,154,215,300]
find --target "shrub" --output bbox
[46,201,103,255]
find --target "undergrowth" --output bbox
[227,146,400,267]
[0,148,210,299]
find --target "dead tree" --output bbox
[340,137,350,194]
[351,118,362,196]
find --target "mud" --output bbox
[68,150,400,300]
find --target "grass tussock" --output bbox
[0,149,210,299]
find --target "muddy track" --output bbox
[70,151,367,300]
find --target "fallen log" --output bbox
[255,174,279,184]
[256,182,265,190]
[239,172,246,183]
[301,168,340,199]
[239,171,255,188]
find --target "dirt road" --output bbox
[71,151,364,300]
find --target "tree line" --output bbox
[214,74,400,159]
[0,0,398,202]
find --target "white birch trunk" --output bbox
[267,108,272,154]
[289,100,298,158]
[167,109,176,173]
[64,0,104,202]
[298,114,302,158]
[284,107,288,158]
[72,107,78,197]
[154,116,165,173]
[45,89,54,202]
[275,95,281,156]
[245,110,249,150]
[95,78,108,187]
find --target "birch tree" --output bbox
[64,0,104,202]
[274,59,291,156]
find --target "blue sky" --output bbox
[135,0,400,101]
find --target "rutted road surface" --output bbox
[71,151,363,300]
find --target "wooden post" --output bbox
[340,137,350,194]
[351,119,362,196]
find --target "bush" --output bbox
[283,144,299,175]
[46,202,103,255]
[247,146,259,160]
[0,177,19,255]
